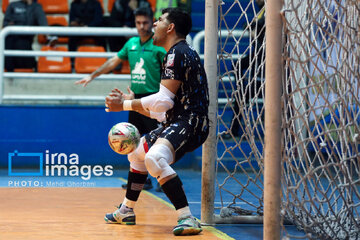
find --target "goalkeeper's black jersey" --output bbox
[161,40,209,123]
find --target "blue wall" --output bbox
[0,105,200,169]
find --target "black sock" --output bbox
[161,175,189,210]
[125,171,148,201]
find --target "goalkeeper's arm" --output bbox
[105,79,181,121]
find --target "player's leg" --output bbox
[144,136,202,236]
[104,137,148,224]
[122,110,156,190]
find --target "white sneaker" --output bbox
[173,216,202,236]
[104,205,135,225]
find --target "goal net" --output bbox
[201,0,360,238]
[213,0,266,222]
[281,0,359,238]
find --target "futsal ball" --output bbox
[108,122,140,155]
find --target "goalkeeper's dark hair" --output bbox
[162,8,192,38]
[134,7,153,20]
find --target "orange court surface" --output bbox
[0,187,229,240]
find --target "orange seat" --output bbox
[5,68,34,72]
[97,0,105,13]
[2,0,9,13]
[78,38,97,46]
[38,16,69,44]
[37,0,68,14]
[121,60,131,74]
[75,46,107,73]
[14,68,34,73]
[108,0,115,13]
[38,46,72,73]
[113,60,131,74]
[148,0,156,12]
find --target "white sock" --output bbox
[120,198,136,214]
[177,206,192,220]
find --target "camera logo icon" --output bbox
[8,150,44,176]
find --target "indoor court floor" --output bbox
[0,169,302,239]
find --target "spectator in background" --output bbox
[3,0,47,72]
[154,0,191,20]
[106,0,151,53]
[68,0,105,56]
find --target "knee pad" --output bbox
[128,137,147,172]
[144,144,175,181]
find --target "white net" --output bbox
[211,0,360,238]
[281,0,360,238]
[215,0,266,221]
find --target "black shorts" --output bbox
[144,115,209,162]
[128,111,158,136]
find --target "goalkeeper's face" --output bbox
[152,13,170,47]
[135,15,153,38]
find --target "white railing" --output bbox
[0,26,237,104]
[193,29,248,60]
[0,26,138,104]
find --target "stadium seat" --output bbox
[113,60,130,74]
[14,68,34,72]
[2,0,8,13]
[38,16,69,44]
[38,46,72,73]
[37,0,69,14]
[78,38,97,46]
[107,0,115,13]
[148,0,156,12]
[74,46,107,73]
[97,0,105,13]
[120,60,131,74]
[4,68,34,72]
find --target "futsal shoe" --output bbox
[173,216,202,236]
[104,205,135,225]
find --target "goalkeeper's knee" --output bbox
[144,144,175,181]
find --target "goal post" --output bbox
[201,0,359,238]
[201,0,219,225]
[263,0,283,238]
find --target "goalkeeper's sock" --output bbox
[161,175,189,211]
[123,170,148,208]
[177,206,192,220]
[120,200,134,214]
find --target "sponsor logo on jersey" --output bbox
[131,58,146,81]
[166,54,175,67]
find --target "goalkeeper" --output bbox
[104,8,209,236]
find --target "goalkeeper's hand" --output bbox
[105,88,124,112]
[118,86,135,100]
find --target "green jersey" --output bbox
[117,36,166,94]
